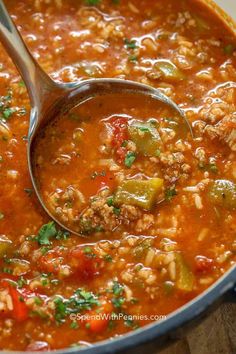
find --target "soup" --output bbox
[33,93,189,233]
[0,0,235,351]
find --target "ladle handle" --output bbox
[0,0,56,109]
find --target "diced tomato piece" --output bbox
[70,247,102,280]
[9,286,29,321]
[109,117,129,163]
[0,280,29,322]
[85,301,113,333]
[110,117,128,143]
[195,256,214,273]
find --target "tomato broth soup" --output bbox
[0,0,235,351]
[33,94,188,234]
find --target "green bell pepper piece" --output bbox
[153,60,186,82]
[128,120,162,157]
[175,253,195,292]
[114,178,163,210]
[0,235,12,257]
[209,179,236,210]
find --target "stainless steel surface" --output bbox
[214,0,236,20]
[0,0,192,235]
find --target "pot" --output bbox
[6,1,236,353]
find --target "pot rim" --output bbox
[198,0,236,34]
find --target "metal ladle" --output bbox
[0,0,192,235]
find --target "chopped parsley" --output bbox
[36,222,70,245]
[41,278,48,287]
[2,107,15,120]
[70,321,79,329]
[138,126,150,132]
[36,222,57,245]
[83,246,93,254]
[2,267,13,274]
[125,151,136,168]
[111,281,125,309]
[128,55,138,63]
[124,38,137,50]
[34,296,43,305]
[121,140,128,147]
[198,162,218,174]
[18,80,25,87]
[91,170,106,180]
[124,315,139,329]
[0,91,15,121]
[54,289,99,324]
[165,188,177,201]
[40,246,50,255]
[113,207,121,216]
[112,281,124,296]
[94,225,104,232]
[224,44,235,55]
[55,229,70,240]
[104,254,113,262]
[19,296,25,303]
[85,0,100,5]
[112,296,125,308]
[209,163,218,174]
[106,196,114,207]
[17,276,27,288]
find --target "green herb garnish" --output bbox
[70,321,79,329]
[91,170,106,180]
[2,107,15,119]
[112,297,125,308]
[113,207,121,216]
[36,222,57,245]
[107,196,114,207]
[17,276,27,288]
[124,151,136,168]
[104,254,113,262]
[54,289,99,324]
[85,0,100,5]
[18,80,25,87]
[83,246,93,254]
[112,281,124,296]
[165,188,177,201]
[128,55,138,63]
[224,44,235,55]
[124,38,137,50]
